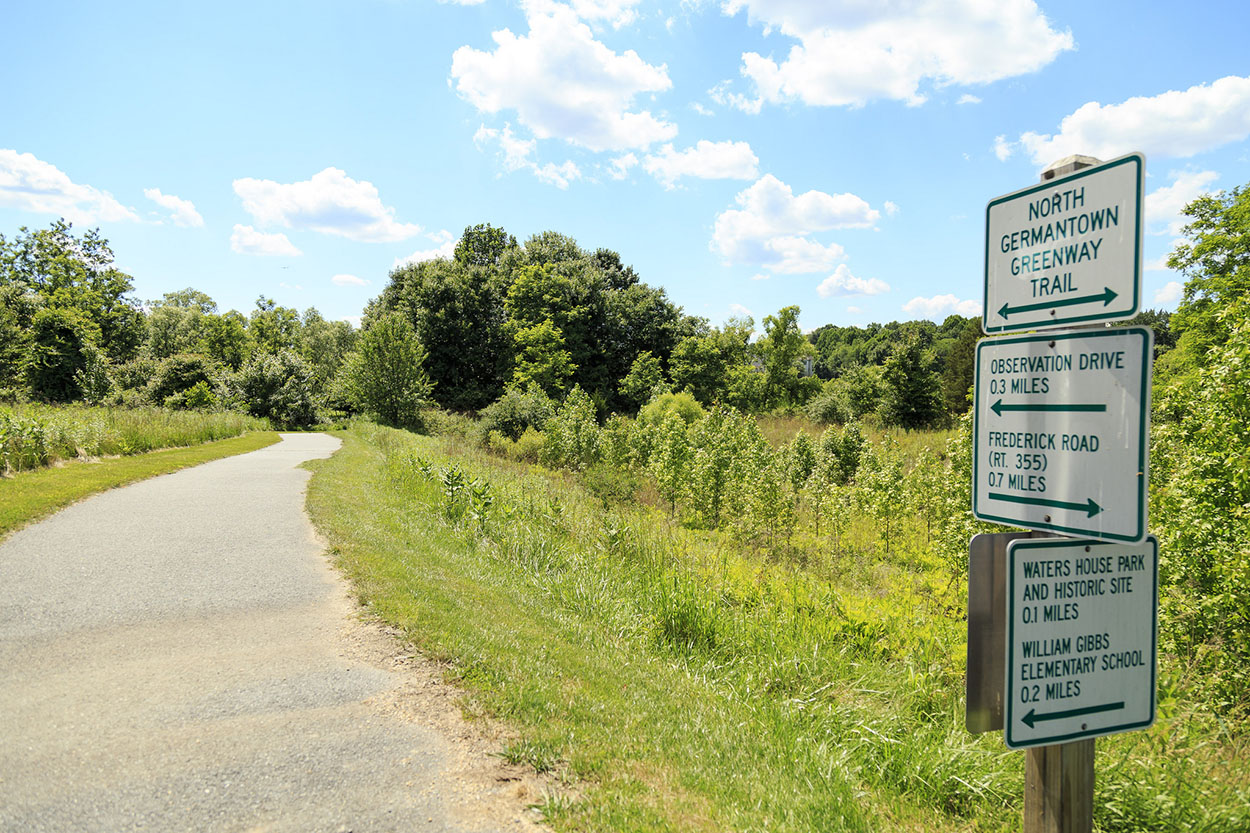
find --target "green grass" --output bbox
[0,431,279,539]
[0,403,270,475]
[306,423,1249,832]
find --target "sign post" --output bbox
[968,153,1157,833]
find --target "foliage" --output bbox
[26,306,101,402]
[510,318,576,397]
[342,312,433,430]
[638,390,705,427]
[476,384,555,441]
[541,385,601,471]
[234,350,319,428]
[879,331,944,429]
[618,351,668,412]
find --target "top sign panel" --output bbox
[983,153,1144,334]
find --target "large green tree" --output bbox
[343,312,433,429]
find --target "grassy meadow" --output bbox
[306,420,1249,833]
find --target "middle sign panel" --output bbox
[972,326,1153,543]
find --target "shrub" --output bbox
[638,390,705,427]
[542,385,601,471]
[476,384,555,442]
[146,353,221,404]
[234,350,319,428]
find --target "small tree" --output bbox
[235,350,319,428]
[510,319,575,397]
[880,332,943,429]
[346,312,433,430]
[619,351,668,412]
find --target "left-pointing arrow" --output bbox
[1022,701,1124,728]
[990,399,1107,417]
[989,493,1103,518]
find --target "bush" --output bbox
[639,390,705,427]
[804,382,846,424]
[146,353,222,404]
[475,384,555,442]
[541,385,600,471]
[164,380,217,411]
[339,312,433,431]
[234,350,319,428]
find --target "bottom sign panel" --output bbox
[1005,536,1158,749]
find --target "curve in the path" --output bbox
[0,433,533,833]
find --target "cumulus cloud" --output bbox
[607,153,638,180]
[958,94,982,105]
[230,224,302,256]
[719,0,1072,110]
[144,188,204,227]
[883,200,899,216]
[642,140,759,188]
[341,315,363,329]
[451,2,675,152]
[1153,281,1183,306]
[474,124,583,188]
[712,174,879,273]
[816,264,890,298]
[902,294,982,320]
[1019,75,1250,164]
[233,167,421,243]
[394,230,459,269]
[1146,169,1219,236]
[729,302,753,318]
[0,149,138,224]
[993,135,1015,161]
[331,274,370,287]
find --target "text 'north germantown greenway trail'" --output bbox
[0,434,541,832]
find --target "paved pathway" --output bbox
[0,434,539,832]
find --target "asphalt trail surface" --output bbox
[0,434,541,832]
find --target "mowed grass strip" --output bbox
[0,431,279,539]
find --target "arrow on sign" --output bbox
[989,493,1104,518]
[990,399,1107,417]
[997,287,1119,320]
[1022,701,1125,728]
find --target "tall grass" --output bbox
[310,423,1250,832]
[0,403,269,475]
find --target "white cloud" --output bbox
[1019,75,1250,165]
[230,224,302,256]
[711,174,879,273]
[608,152,638,180]
[233,167,421,243]
[816,264,890,298]
[691,102,714,117]
[642,140,759,188]
[331,274,370,287]
[884,200,899,216]
[751,273,770,281]
[393,230,459,269]
[534,160,583,189]
[541,0,644,28]
[729,302,753,317]
[720,0,1072,110]
[1153,281,1183,306]
[846,305,863,315]
[902,294,982,320]
[143,188,204,227]
[0,149,138,224]
[279,281,304,291]
[993,135,1014,161]
[958,94,982,105]
[1145,169,1219,236]
[475,124,582,188]
[341,315,363,329]
[451,2,675,152]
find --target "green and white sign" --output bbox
[983,153,1144,334]
[972,327,1153,543]
[1005,536,1157,749]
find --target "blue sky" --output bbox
[3,0,1248,331]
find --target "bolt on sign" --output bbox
[983,153,1144,334]
[1005,536,1158,749]
[972,326,1153,543]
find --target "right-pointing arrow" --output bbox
[989,493,1103,518]
[998,287,1119,319]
